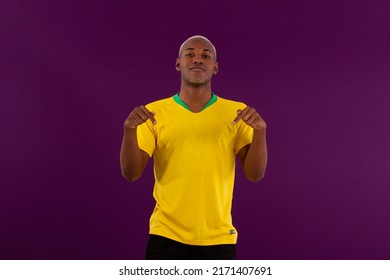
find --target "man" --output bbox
[120,35,267,259]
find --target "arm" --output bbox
[234,107,268,182]
[120,106,156,182]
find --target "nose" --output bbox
[192,54,204,64]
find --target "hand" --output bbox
[233,106,266,131]
[124,106,156,130]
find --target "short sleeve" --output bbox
[234,120,253,154]
[136,119,156,158]
[233,103,254,154]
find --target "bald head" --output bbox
[178,35,217,61]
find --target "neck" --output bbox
[178,83,213,108]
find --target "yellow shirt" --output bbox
[137,95,253,245]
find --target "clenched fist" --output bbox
[124,106,157,130]
[233,106,266,131]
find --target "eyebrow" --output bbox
[184,48,213,53]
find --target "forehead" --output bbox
[181,39,215,54]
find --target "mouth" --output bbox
[190,67,205,71]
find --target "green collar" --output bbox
[173,92,217,112]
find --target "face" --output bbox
[176,38,218,86]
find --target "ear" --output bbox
[213,62,219,75]
[175,58,181,71]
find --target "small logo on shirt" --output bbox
[230,229,236,235]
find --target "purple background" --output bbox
[1,0,390,259]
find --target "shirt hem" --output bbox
[149,230,237,246]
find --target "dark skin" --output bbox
[120,38,267,182]
[175,39,218,112]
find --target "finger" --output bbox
[149,111,157,125]
[240,107,256,122]
[127,107,148,125]
[132,111,145,124]
[125,113,142,129]
[245,114,258,126]
[140,106,157,125]
[233,107,247,124]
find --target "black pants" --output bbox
[145,234,237,260]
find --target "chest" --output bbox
[155,111,237,149]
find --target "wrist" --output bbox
[124,124,137,133]
[253,125,266,133]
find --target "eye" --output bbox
[203,54,211,59]
[185,53,194,57]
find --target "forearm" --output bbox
[243,129,268,182]
[120,127,148,182]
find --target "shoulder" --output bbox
[216,96,247,110]
[145,96,175,110]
